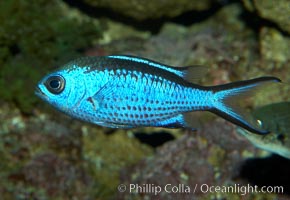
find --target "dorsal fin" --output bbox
[182,65,208,82]
[107,55,207,82]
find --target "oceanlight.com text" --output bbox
[199,183,283,196]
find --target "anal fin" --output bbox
[97,121,134,129]
[156,114,197,131]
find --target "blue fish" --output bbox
[35,55,281,134]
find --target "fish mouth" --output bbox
[35,86,48,100]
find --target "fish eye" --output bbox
[256,119,263,128]
[45,75,65,94]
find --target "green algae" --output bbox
[0,0,102,113]
[260,27,290,64]
[82,127,153,199]
[207,146,226,168]
[0,108,126,199]
[0,1,289,200]
[243,0,290,34]
[83,0,214,20]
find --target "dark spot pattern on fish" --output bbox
[36,55,281,134]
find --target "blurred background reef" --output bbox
[0,0,289,199]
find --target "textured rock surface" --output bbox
[0,103,152,199]
[0,1,289,199]
[259,27,290,64]
[243,0,290,34]
[83,0,216,20]
[118,120,290,199]
[0,0,102,112]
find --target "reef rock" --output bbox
[243,0,290,34]
[83,0,216,20]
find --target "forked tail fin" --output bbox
[210,76,281,134]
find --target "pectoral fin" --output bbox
[92,81,115,102]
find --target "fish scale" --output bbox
[93,68,200,126]
[35,55,281,134]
